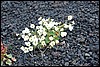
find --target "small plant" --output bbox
[1,42,16,66]
[16,15,75,53]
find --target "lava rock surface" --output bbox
[1,1,99,66]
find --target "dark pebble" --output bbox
[1,1,99,66]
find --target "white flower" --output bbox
[21,35,25,39]
[20,46,29,53]
[54,26,59,31]
[22,30,26,34]
[28,46,33,51]
[68,15,73,20]
[20,46,25,51]
[43,28,46,31]
[39,26,43,30]
[43,21,48,26]
[40,36,45,42]
[23,35,29,41]
[36,26,40,29]
[32,40,38,46]
[22,27,30,34]
[29,36,34,42]
[59,22,62,24]
[41,41,46,46]
[69,24,73,31]
[16,33,19,36]
[49,22,55,27]
[46,18,50,21]
[37,30,42,36]
[25,27,30,33]
[50,41,55,47]
[46,24,53,30]
[39,21,43,25]
[24,47,29,53]
[33,35,37,39]
[30,24,35,28]
[72,21,75,25]
[55,40,59,44]
[25,42,31,46]
[60,28,64,31]
[28,33,31,36]
[49,36,54,41]
[64,24,69,28]
[43,32,47,36]
[38,17,42,21]
[46,26,51,30]
[54,22,59,26]
[51,19,54,22]
[42,18,46,22]
[61,32,67,37]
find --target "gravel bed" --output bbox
[1,1,99,66]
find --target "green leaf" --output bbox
[55,37,59,40]
[49,31,56,36]
[6,59,12,65]
[6,54,12,58]
[45,36,50,43]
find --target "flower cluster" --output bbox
[1,42,16,66]
[17,15,75,53]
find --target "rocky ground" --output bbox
[1,1,99,66]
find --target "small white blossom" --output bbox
[54,22,59,26]
[60,28,64,31]
[42,18,46,22]
[33,35,37,39]
[21,35,25,39]
[38,17,42,21]
[36,26,40,29]
[51,19,54,22]
[46,26,51,30]
[20,46,29,53]
[22,30,26,34]
[22,27,30,34]
[54,26,59,31]
[55,40,59,44]
[40,36,45,42]
[28,33,31,36]
[43,21,48,26]
[43,32,47,36]
[28,46,33,51]
[20,46,25,51]
[46,18,50,21]
[39,21,43,25]
[61,32,67,37]
[64,24,69,28]
[68,15,73,20]
[32,40,38,46]
[39,26,43,30]
[30,24,35,28]
[50,41,55,47]
[37,30,42,36]
[46,24,53,30]
[29,36,34,42]
[23,35,29,41]
[72,21,75,25]
[49,36,54,41]
[41,41,46,46]
[25,42,31,46]
[69,24,73,31]
[24,47,29,53]
[16,33,19,36]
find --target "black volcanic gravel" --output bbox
[1,1,99,66]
